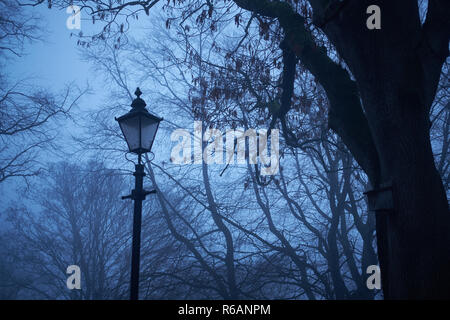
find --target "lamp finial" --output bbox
[135,87,142,98]
[131,87,146,110]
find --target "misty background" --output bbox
[0,0,448,300]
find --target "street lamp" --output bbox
[116,87,163,300]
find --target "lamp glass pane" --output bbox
[141,116,159,151]
[119,116,140,151]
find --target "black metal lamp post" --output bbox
[116,87,163,300]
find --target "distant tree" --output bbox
[3,161,131,299]
[0,0,84,184]
[0,236,22,299]
[430,63,449,197]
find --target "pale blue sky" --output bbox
[6,5,106,107]
[1,6,106,211]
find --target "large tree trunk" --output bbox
[319,0,450,299]
[364,76,450,298]
[376,132,450,299]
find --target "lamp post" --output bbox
[116,87,163,300]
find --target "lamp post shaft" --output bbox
[130,162,145,300]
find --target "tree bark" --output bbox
[317,0,450,299]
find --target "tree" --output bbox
[178,0,450,299]
[0,0,84,184]
[3,161,133,299]
[231,0,450,299]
